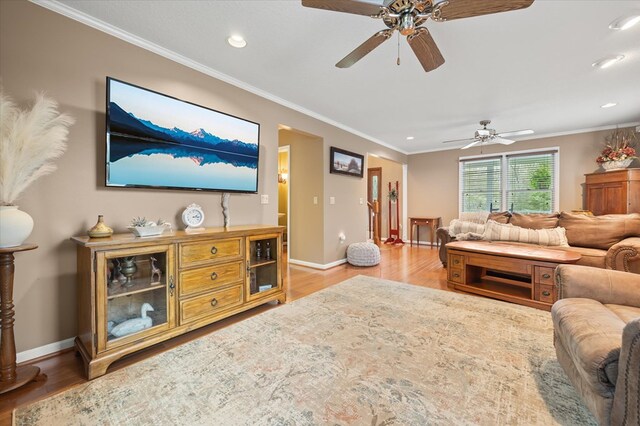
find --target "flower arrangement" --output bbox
[388,188,398,202]
[596,129,637,169]
[0,90,74,205]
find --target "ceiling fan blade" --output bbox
[302,0,382,16]
[497,129,534,138]
[442,137,475,144]
[461,140,481,150]
[436,0,534,21]
[407,27,445,72]
[336,29,393,68]
[493,136,515,145]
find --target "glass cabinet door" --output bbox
[97,244,175,351]
[246,234,281,302]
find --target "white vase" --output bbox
[602,158,633,171]
[0,206,34,248]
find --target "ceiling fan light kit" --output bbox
[301,0,535,73]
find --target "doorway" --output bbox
[367,167,382,244]
[278,146,290,260]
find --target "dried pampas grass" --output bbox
[0,90,74,205]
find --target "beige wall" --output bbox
[1,1,406,353]
[278,130,324,264]
[408,128,638,226]
[367,156,404,238]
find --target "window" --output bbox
[459,149,558,214]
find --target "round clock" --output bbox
[182,203,204,230]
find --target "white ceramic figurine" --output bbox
[110,303,154,338]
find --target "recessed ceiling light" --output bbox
[592,55,625,69]
[227,35,246,48]
[406,136,414,140]
[609,14,640,31]
[601,103,617,109]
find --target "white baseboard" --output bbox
[17,337,75,363]
[289,258,347,270]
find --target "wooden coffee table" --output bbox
[446,241,581,311]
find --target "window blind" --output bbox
[460,157,502,212]
[506,151,556,213]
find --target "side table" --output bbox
[0,244,40,394]
[409,217,442,248]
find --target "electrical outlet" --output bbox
[261,194,269,204]
[359,198,364,205]
[313,196,318,205]
[330,197,335,205]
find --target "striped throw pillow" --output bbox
[482,220,569,247]
[448,219,486,237]
[459,211,490,224]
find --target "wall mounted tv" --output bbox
[106,77,260,193]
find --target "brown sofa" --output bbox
[437,212,640,274]
[552,265,640,425]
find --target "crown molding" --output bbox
[30,0,408,155]
[408,121,640,155]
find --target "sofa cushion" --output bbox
[482,220,569,246]
[552,298,624,393]
[559,212,640,250]
[604,304,640,324]
[510,212,560,229]
[488,211,511,224]
[547,246,607,269]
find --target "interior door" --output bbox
[367,167,382,243]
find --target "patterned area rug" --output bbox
[14,276,596,425]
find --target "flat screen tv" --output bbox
[106,77,260,193]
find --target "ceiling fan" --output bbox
[301,0,534,72]
[442,120,534,149]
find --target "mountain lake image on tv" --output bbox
[106,78,260,192]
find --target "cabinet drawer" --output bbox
[449,254,464,268]
[180,260,244,297]
[180,238,242,266]
[449,267,464,284]
[534,266,555,285]
[535,283,556,304]
[180,285,243,324]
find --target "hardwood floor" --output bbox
[0,243,447,423]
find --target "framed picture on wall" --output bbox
[330,146,364,178]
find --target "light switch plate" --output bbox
[313,196,318,205]
[359,198,364,205]
[329,197,335,205]
[261,194,269,204]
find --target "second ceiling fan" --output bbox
[442,120,534,150]
[301,0,534,72]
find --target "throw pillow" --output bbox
[510,212,560,229]
[482,220,569,247]
[558,212,640,250]
[448,219,485,237]
[458,211,490,224]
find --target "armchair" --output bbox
[552,265,640,426]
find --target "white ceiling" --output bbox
[45,0,640,154]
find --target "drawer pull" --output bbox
[210,272,218,281]
[542,273,551,279]
[453,273,460,278]
[210,298,218,307]
[542,290,551,297]
[453,260,460,265]
[210,246,218,255]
